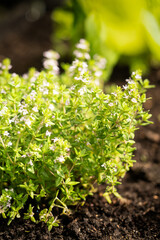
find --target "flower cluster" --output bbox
[0,40,152,230]
[43,50,60,75]
[0,188,13,214]
[74,39,90,60]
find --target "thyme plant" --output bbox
[0,40,152,230]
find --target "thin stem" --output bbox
[27,119,44,150]
[0,135,13,164]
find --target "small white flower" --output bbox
[49,104,55,111]
[126,118,132,122]
[78,86,87,95]
[123,94,129,99]
[0,106,8,116]
[131,98,137,103]
[81,62,88,70]
[45,123,51,127]
[94,70,102,77]
[20,117,25,122]
[27,153,32,157]
[12,73,17,77]
[70,85,75,91]
[95,79,100,86]
[8,141,12,147]
[6,202,11,208]
[22,154,26,158]
[30,90,37,100]
[65,99,70,105]
[1,89,6,94]
[73,50,83,58]
[76,41,89,50]
[69,65,76,74]
[25,119,32,127]
[123,85,128,90]
[4,131,9,136]
[43,50,60,60]
[84,53,90,60]
[49,145,55,151]
[135,74,141,79]
[9,118,13,124]
[113,167,117,172]
[22,109,28,115]
[99,58,107,69]
[128,90,133,95]
[126,79,134,84]
[108,102,113,107]
[51,65,59,75]
[56,155,65,163]
[101,163,106,168]
[111,92,117,97]
[46,130,51,136]
[28,160,33,166]
[22,73,28,79]
[43,51,54,59]
[32,106,38,112]
[75,76,88,83]
[39,87,43,92]
[43,59,59,74]
[74,76,82,81]
[30,76,36,83]
[52,137,59,143]
[43,81,49,87]
[43,89,49,95]
[43,59,56,68]
[6,201,11,208]
[30,115,35,121]
[53,89,59,95]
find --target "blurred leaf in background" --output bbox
[52,0,160,79]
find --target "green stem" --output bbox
[0,135,13,164]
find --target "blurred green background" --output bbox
[52,0,160,78]
[0,0,160,78]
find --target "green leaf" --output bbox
[66,181,79,186]
[103,192,112,204]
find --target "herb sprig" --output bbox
[0,40,152,230]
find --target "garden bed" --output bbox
[0,3,160,239]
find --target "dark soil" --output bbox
[0,3,160,239]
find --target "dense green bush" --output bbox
[0,40,152,230]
